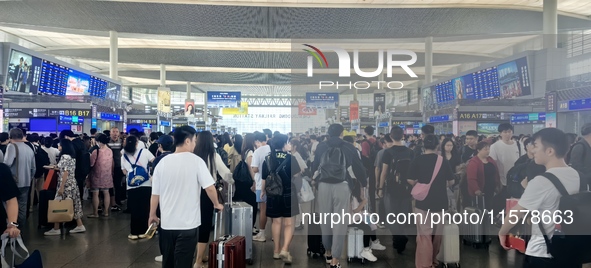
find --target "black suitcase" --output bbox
[462,195,491,249]
[38,189,56,228]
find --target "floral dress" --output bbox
[57,154,83,219]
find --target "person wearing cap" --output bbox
[87,134,114,218]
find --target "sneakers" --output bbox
[44,229,61,236]
[252,227,259,235]
[273,252,281,259]
[128,234,139,240]
[329,263,341,268]
[70,225,86,234]
[111,205,122,212]
[155,255,162,262]
[279,251,292,264]
[253,232,266,242]
[325,255,333,264]
[360,248,377,262]
[370,239,386,251]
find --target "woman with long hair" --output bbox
[193,131,232,268]
[121,136,155,240]
[87,134,114,218]
[221,132,233,154]
[44,139,86,236]
[232,133,258,230]
[441,138,461,173]
[227,134,243,173]
[260,134,298,264]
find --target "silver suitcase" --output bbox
[346,227,365,264]
[223,186,254,265]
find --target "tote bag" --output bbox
[47,199,74,223]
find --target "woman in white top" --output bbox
[193,131,233,268]
[121,136,155,240]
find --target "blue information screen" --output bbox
[38,60,69,96]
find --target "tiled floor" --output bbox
[8,201,538,268]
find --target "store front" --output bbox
[3,107,91,135]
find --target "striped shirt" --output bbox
[108,140,122,168]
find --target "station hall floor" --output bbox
[12,202,590,268]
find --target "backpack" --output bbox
[537,172,591,264]
[25,143,50,178]
[216,147,229,167]
[566,141,587,165]
[361,139,381,171]
[506,161,528,198]
[264,154,289,197]
[385,147,414,196]
[233,160,252,184]
[124,149,150,187]
[317,146,347,183]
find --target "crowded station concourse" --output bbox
[2,0,591,268]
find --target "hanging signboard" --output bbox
[306,93,339,109]
[207,91,240,108]
[222,102,248,115]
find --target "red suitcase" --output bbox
[209,211,246,268]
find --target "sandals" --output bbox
[128,235,139,240]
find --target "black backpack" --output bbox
[233,160,252,184]
[264,154,289,197]
[362,139,381,170]
[216,147,229,167]
[317,146,347,183]
[537,172,591,264]
[506,161,528,198]
[25,142,50,178]
[385,148,413,196]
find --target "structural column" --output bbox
[425,36,433,84]
[543,0,558,49]
[160,64,166,87]
[109,31,118,80]
[186,82,191,100]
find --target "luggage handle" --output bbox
[214,209,223,241]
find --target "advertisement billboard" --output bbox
[207,91,241,108]
[306,93,339,109]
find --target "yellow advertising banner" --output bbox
[222,102,249,115]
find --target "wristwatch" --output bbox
[8,222,18,228]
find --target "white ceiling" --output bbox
[106,0,591,17]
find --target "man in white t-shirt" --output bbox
[251,132,271,242]
[489,123,525,187]
[499,128,580,268]
[149,126,223,268]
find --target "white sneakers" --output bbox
[360,248,377,262]
[44,229,61,236]
[44,226,86,236]
[253,232,266,242]
[155,255,163,262]
[370,239,386,250]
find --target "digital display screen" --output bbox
[105,82,121,102]
[66,69,90,96]
[435,80,453,103]
[477,123,500,135]
[472,66,500,100]
[100,113,121,121]
[89,76,108,98]
[5,50,42,94]
[59,115,84,125]
[38,59,69,96]
[568,98,591,111]
[30,118,57,132]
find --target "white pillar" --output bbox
[186,82,192,100]
[109,31,118,80]
[543,0,558,49]
[160,64,166,87]
[425,36,433,84]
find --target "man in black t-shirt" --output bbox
[0,163,21,239]
[378,126,415,254]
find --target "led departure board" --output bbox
[38,59,69,96]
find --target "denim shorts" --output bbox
[255,190,267,203]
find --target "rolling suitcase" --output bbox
[209,211,246,268]
[437,224,460,268]
[462,195,490,249]
[38,189,56,228]
[346,227,365,264]
[307,191,325,258]
[223,186,254,265]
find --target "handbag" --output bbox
[1,234,38,268]
[298,178,315,203]
[411,155,443,201]
[47,198,74,223]
[43,169,58,190]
